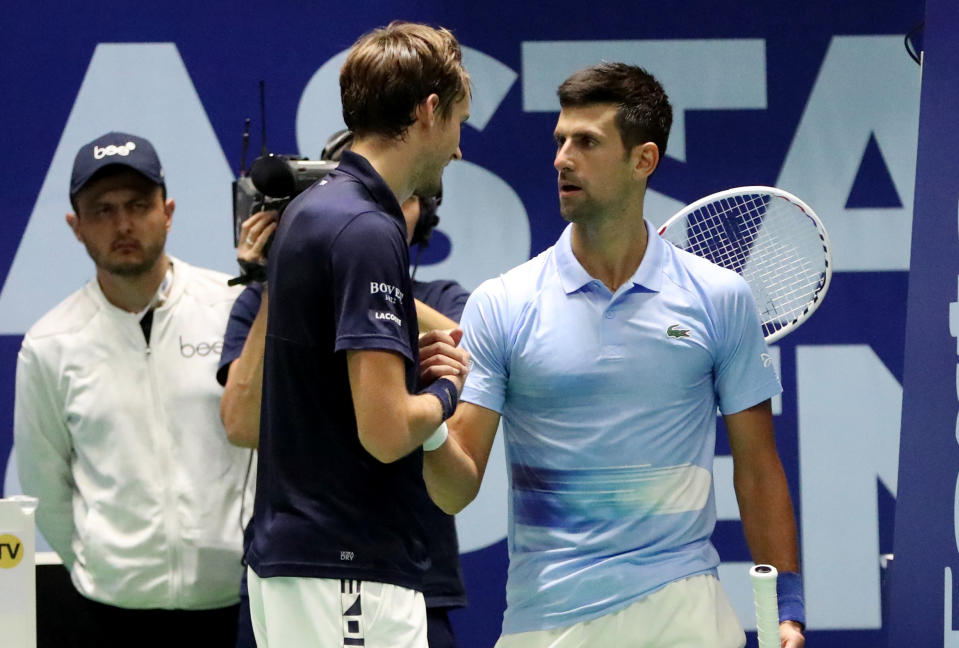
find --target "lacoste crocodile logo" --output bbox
[666,324,691,339]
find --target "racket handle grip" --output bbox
[750,564,780,648]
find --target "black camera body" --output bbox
[228,124,441,285]
[231,154,338,248]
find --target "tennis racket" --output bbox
[750,564,780,647]
[658,186,832,343]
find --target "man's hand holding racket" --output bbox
[667,188,826,646]
[780,620,805,647]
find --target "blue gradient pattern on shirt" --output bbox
[460,223,782,634]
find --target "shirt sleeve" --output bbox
[14,338,77,567]
[459,278,511,414]
[331,213,415,363]
[216,283,263,386]
[713,276,783,415]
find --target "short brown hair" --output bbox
[558,62,672,160]
[340,21,470,139]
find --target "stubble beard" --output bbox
[412,147,450,200]
[559,194,598,224]
[89,239,166,278]
[416,163,444,200]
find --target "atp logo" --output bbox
[666,324,691,339]
[0,534,24,568]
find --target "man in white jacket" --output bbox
[14,132,249,646]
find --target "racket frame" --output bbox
[658,186,832,343]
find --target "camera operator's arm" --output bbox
[218,211,276,448]
[416,299,458,333]
[220,289,268,448]
[238,210,277,267]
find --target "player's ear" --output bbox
[66,213,82,242]
[164,198,175,233]
[632,142,660,179]
[414,94,441,128]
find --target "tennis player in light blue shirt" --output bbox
[422,62,805,648]
[462,218,781,632]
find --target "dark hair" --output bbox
[558,62,673,160]
[340,21,470,139]
[70,165,166,213]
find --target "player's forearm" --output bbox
[349,344,463,463]
[734,457,800,572]
[358,392,447,463]
[739,464,806,644]
[423,433,483,514]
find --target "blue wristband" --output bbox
[777,571,805,628]
[419,378,459,421]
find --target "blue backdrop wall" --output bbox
[888,0,959,645]
[0,2,926,646]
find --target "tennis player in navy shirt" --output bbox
[218,194,470,648]
[244,22,471,648]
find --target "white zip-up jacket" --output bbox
[14,257,250,610]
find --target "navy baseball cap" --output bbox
[70,132,165,196]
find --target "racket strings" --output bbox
[665,193,828,337]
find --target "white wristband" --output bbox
[423,422,449,452]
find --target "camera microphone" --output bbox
[250,155,338,199]
[250,155,297,198]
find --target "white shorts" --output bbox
[494,574,746,648]
[247,568,427,648]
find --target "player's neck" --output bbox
[96,255,171,313]
[571,212,649,293]
[351,138,418,207]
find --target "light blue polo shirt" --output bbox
[459,221,782,635]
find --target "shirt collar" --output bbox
[91,257,179,318]
[554,225,594,294]
[335,150,406,226]
[554,220,665,295]
[632,220,665,293]
[134,263,174,319]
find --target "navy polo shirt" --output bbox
[248,151,428,591]
[218,278,470,608]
